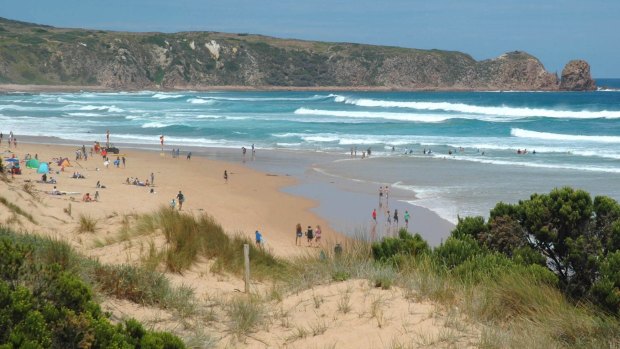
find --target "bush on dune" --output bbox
[0,236,185,348]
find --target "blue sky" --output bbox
[2,0,618,77]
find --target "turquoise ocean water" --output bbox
[2,80,620,225]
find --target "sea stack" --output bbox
[560,60,596,91]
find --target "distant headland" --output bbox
[0,17,595,91]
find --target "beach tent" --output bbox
[37,162,49,174]
[58,158,72,167]
[26,158,40,169]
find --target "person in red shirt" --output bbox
[372,208,377,222]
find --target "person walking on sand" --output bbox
[315,225,322,246]
[393,209,399,228]
[372,208,377,222]
[224,170,228,183]
[306,226,314,246]
[404,210,410,229]
[170,198,176,209]
[255,230,263,247]
[176,191,185,210]
[160,135,164,151]
[295,223,303,246]
[150,172,155,186]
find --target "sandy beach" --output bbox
[1,138,348,257]
[1,137,477,348]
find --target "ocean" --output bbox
[2,80,620,229]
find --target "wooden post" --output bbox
[244,244,250,294]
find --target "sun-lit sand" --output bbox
[0,140,477,348]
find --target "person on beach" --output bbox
[296,223,303,246]
[83,193,92,202]
[187,152,192,160]
[315,225,322,246]
[224,170,228,183]
[306,225,314,246]
[379,186,383,202]
[393,209,399,227]
[387,210,392,225]
[252,144,255,157]
[150,172,155,186]
[122,156,126,168]
[176,191,185,210]
[255,230,262,247]
[106,129,110,148]
[13,138,17,148]
[160,135,164,151]
[0,132,3,145]
[404,210,410,229]
[372,208,377,222]
[94,191,100,201]
[170,198,176,209]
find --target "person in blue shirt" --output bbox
[255,230,262,247]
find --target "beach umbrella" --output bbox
[37,162,49,174]
[26,158,40,168]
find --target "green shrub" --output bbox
[433,234,484,269]
[0,237,185,348]
[371,229,429,264]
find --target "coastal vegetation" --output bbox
[1,185,619,347]
[0,17,594,91]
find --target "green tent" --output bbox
[26,158,40,169]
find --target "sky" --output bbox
[2,0,618,77]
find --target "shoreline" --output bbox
[0,83,562,93]
[8,134,455,246]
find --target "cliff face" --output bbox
[0,18,590,91]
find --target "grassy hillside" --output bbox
[0,17,561,90]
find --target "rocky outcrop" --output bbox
[0,17,595,91]
[560,60,596,91]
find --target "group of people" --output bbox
[295,223,322,247]
[0,131,17,148]
[372,185,412,238]
[125,177,150,186]
[170,190,185,210]
[82,191,100,202]
[349,146,372,159]
[71,172,86,179]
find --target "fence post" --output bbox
[244,244,250,294]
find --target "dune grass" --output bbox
[77,214,97,233]
[2,205,619,347]
[0,195,36,224]
[128,207,288,278]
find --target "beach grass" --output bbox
[1,200,620,347]
[121,207,288,278]
[77,214,97,233]
[0,195,36,223]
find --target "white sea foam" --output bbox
[336,97,620,119]
[448,155,620,174]
[152,93,185,99]
[187,98,216,104]
[67,112,103,117]
[511,128,620,143]
[295,108,452,123]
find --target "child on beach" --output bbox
[170,199,176,209]
[255,230,262,247]
[295,223,303,246]
[404,210,410,229]
[315,225,322,246]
